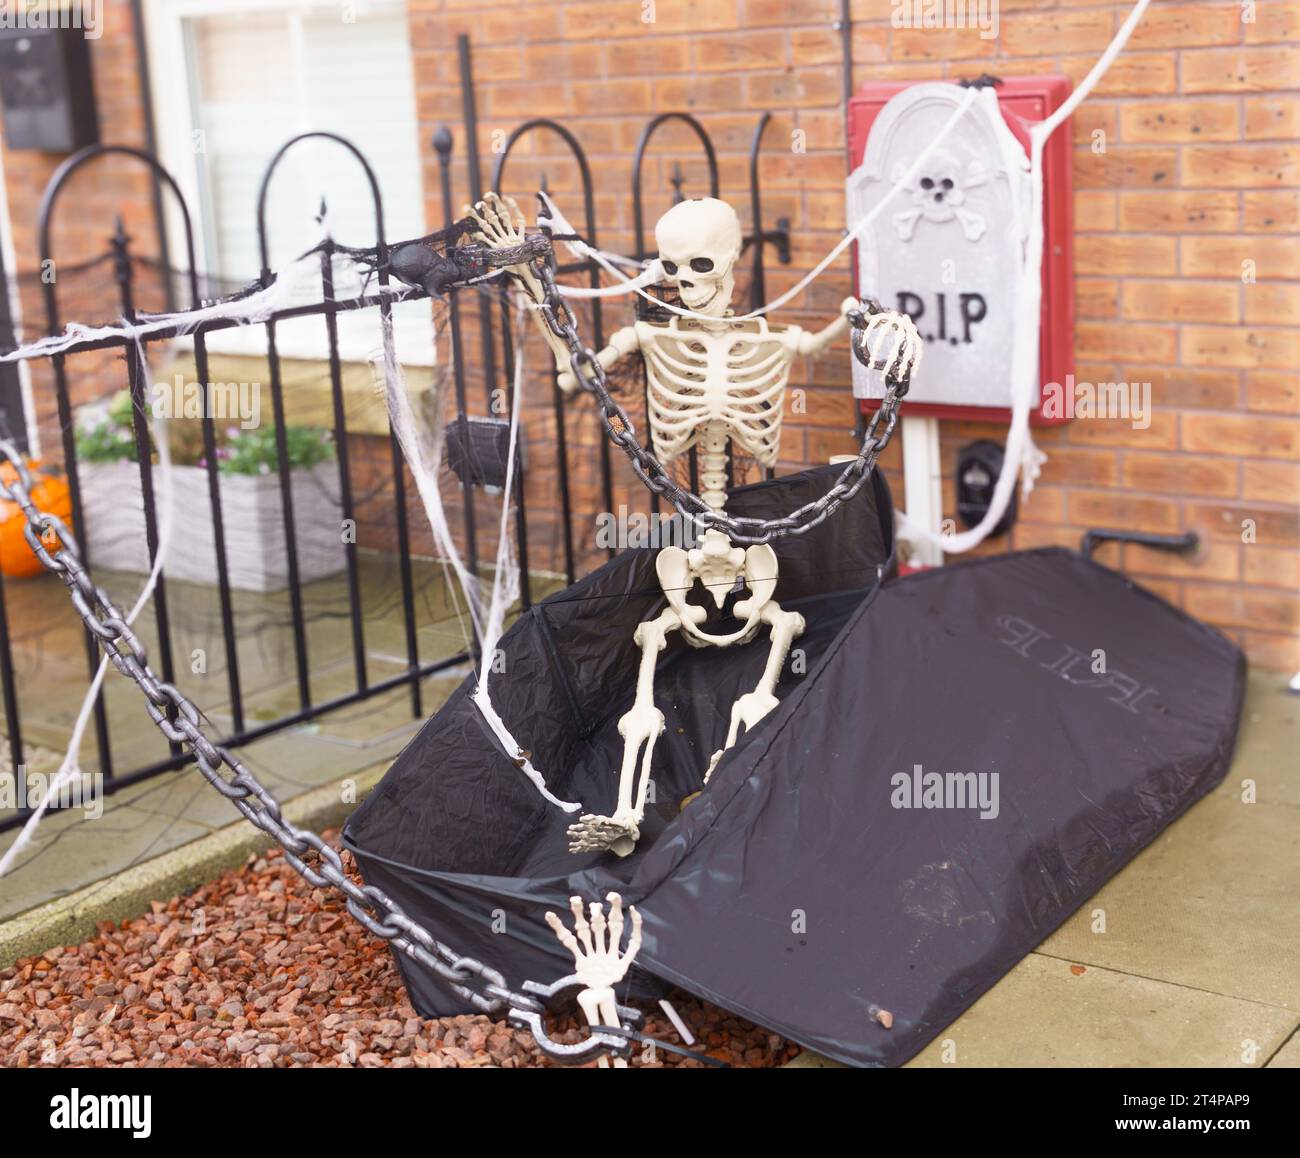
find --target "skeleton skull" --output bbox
[654,198,742,316]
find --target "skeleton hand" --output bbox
[466,191,528,257]
[545,893,643,1067]
[468,192,585,395]
[848,299,923,393]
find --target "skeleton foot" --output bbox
[567,811,641,857]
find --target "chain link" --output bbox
[0,442,634,1064]
[523,247,908,546]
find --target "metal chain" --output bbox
[521,248,908,546]
[0,442,629,1064]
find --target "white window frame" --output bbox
[141,0,434,364]
[0,142,39,456]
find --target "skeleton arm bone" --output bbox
[466,194,578,378]
[468,193,640,395]
[794,297,860,357]
[556,326,640,394]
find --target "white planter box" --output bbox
[78,460,347,592]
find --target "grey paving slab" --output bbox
[903,954,1298,1068]
[0,801,213,919]
[1039,792,1300,1012]
[1266,1030,1300,1068]
[1216,669,1300,809]
[0,553,469,777]
[0,553,474,921]
[0,671,460,919]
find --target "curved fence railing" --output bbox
[0,102,789,833]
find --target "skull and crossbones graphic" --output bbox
[891,150,989,243]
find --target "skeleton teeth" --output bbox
[682,286,719,311]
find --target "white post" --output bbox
[901,415,944,567]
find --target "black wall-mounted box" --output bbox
[0,26,98,152]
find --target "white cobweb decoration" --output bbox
[369,286,579,812]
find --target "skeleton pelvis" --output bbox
[656,530,778,648]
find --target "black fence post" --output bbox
[35,144,202,782]
[112,215,180,755]
[435,128,482,619]
[493,120,611,579]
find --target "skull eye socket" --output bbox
[941,178,954,190]
[920,177,934,190]
[689,257,715,273]
[661,260,678,275]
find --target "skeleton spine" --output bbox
[699,420,730,511]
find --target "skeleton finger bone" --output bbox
[480,192,514,237]
[464,202,502,245]
[569,895,595,955]
[605,890,625,949]
[544,909,583,959]
[624,901,643,960]
[589,900,608,955]
[496,192,526,234]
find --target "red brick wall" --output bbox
[408,0,1300,671]
[0,2,160,452]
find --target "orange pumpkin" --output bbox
[0,460,73,579]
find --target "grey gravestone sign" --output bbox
[847,85,1031,409]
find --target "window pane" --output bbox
[186,3,432,363]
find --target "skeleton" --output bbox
[471,192,921,858]
[544,892,642,1068]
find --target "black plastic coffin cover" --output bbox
[344,464,896,1009]
[345,465,1245,1067]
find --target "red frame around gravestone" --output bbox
[847,75,1075,425]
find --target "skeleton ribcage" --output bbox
[641,322,793,468]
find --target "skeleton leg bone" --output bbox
[705,601,806,783]
[567,606,682,857]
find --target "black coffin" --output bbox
[345,464,1244,1066]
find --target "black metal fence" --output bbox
[0,78,787,832]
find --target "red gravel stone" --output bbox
[0,830,796,1069]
